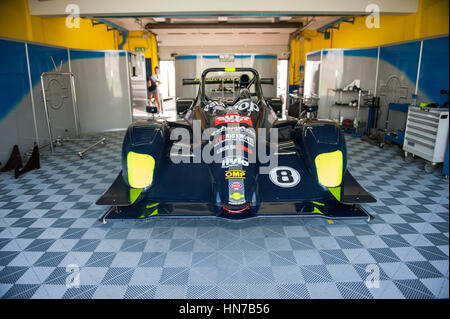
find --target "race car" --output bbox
[96,67,375,223]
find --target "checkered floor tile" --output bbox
[0,131,448,299]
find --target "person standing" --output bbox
[147,74,156,107]
[150,66,162,112]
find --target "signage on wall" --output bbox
[135,47,146,52]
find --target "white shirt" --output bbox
[151,74,161,87]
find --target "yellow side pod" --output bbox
[127,152,155,188]
[314,150,343,188]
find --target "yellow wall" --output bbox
[0,0,159,71]
[290,0,449,85]
[0,0,118,50]
[124,31,159,72]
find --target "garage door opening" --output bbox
[159,60,176,101]
[277,59,288,108]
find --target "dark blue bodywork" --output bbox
[97,68,375,223]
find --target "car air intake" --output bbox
[131,126,161,146]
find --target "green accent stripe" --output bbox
[146,203,159,209]
[329,187,341,201]
[312,201,325,206]
[129,188,143,204]
[312,207,324,215]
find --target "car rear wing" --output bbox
[182,78,274,85]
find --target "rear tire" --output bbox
[424,162,435,173]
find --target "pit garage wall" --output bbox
[0,37,144,164]
[175,54,278,99]
[306,35,449,130]
[69,50,134,134]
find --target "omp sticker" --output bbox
[269,166,301,188]
[225,170,246,179]
[230,182,243,190]
[234,100,259,112]
[205,101,226,112]
[215,114,252,126]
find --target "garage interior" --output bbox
[0,0,448,299]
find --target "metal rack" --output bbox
[331,88,372,135]
[40,72,105,158]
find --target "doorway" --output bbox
[277,59,288,108]
[159,60,176,101]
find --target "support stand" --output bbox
[15,144,40,178]
[0,145,23,172]
[0,144,40,178]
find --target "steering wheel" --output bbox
[228,74,256,106]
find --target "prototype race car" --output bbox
[97,67,375,223]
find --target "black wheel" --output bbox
[404,153,414,163]
[424,162,435,173]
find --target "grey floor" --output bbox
[0,131,448,299]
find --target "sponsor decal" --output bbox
[225,170,246,179]
[212,126,256,137]
[216,144,253,155]
[229,182,243,190]
[215,114,252,127]
[214,134,255,147]
[234,100,260,112]
[222,157,248,168]
[205,101,226,112]
[269,166,301,188]
[237,145,253,154]
[229,192,244,200]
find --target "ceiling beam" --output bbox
[145,22,302,29]
[28,0,419,16]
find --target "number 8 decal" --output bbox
[269,166,301,188]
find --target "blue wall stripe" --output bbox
[0,39,29,122]
[254,55,277,59]
[307,51,321,59]
[70,50,126,60]
[418,36,449,104]
[27,43,69,86]
[177,55,253,60]
[175,55,197,60]
[322,48,378,58]
[379,41,421,95]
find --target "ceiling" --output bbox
[103,15,353,59]
[105,15,344,32]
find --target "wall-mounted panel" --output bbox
[69,50,132,133]
[317,48,378,121]
[27,43,71,144]
[377,41,421,130]
[417,36,449,105]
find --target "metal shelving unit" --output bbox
[331,88,373,135]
